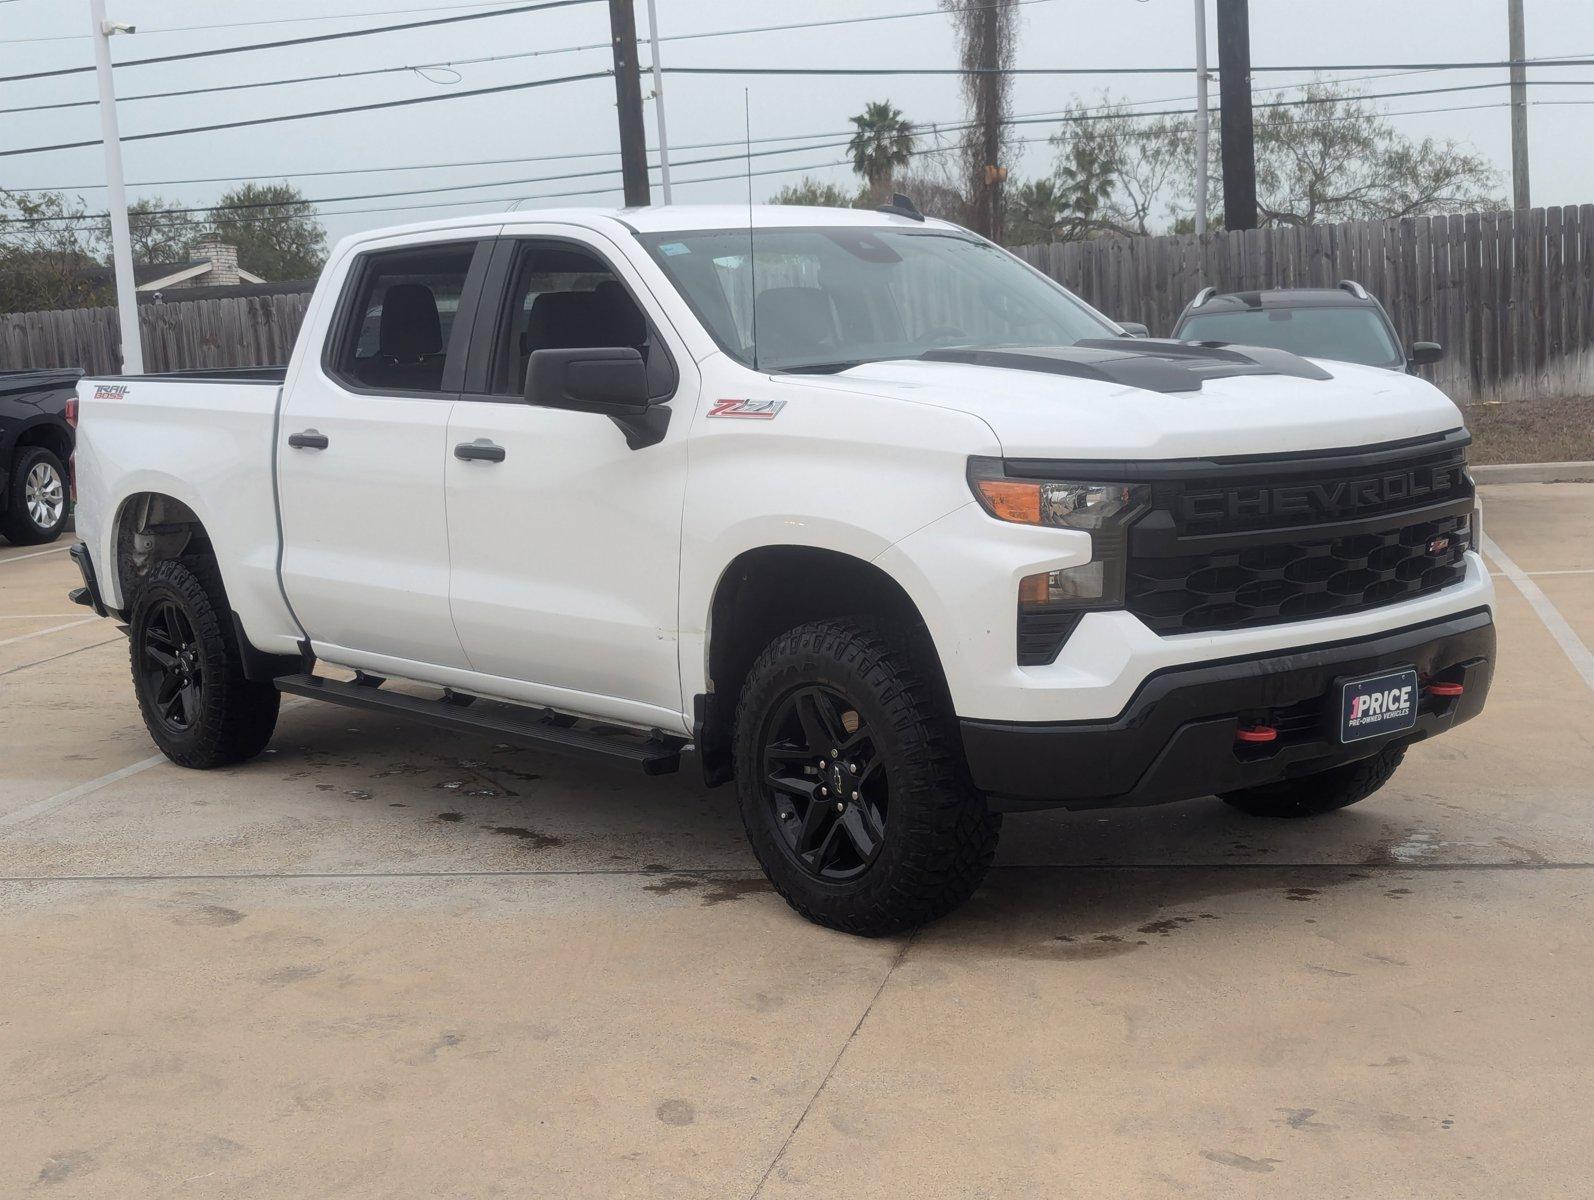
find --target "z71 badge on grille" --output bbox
[708,398,786,420]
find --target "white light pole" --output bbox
[1193,0,1211,237]
[89,0,143,374]
[644,0,672,204]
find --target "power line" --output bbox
[0,0,602,85]
[0,0,1059,118]
[0,0,571,43]
[0,70,612,160]
[11,92,1578,231]
[657,59,1594,80]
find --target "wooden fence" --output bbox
[6,207,1594,402]
[0,292,312,376]
[1014,205,1594,403]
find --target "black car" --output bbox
[0,368,79,545]
[1169,281,1443,374]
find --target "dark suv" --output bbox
[0,368,79,545]
[1169,281,1443,374]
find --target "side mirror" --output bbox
[526,346,650,416]
[1409,341,1444,366]
[1118,321,1151,338]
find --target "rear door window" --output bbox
[329,242,481,395]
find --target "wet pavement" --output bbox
[2,486,1592,1198]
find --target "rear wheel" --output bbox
[733,618,1000,936]
[129,558,281,768]
[1,446,68,545]
[1219,743,1407,818]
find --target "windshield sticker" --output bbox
[659,242,692,256]
[709,398,786,420]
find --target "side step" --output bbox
[274,674,687,775]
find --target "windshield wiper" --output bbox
[774,359,875,375]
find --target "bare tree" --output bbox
[1253,84,1501,225]
[940,0,1020,240]
[1015,83,1501,241]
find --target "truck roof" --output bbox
[336,203,964,247]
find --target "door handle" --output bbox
[454,440,506,463]
[288,430,329,450]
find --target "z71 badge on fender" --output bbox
[708,398,786,420]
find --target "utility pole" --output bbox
[89,0,143,374]
[644,0,672,204]
[1193,0,1211,236]
[607,0,650,207]
[1508,0,1530,210]
[1215,0,1257,232]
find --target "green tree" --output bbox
[1003,178,1070,244]
[847,101,917,192]
[770,178,862,208]
[206,182,328,280]
[0,191,107,314]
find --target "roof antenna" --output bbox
[745,88,759,373]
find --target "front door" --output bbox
[278,237,490,671]
[443,231,694,730]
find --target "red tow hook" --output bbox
[1236,724,1278,744]
[1427,681,1465,698]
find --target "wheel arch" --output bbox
[695,544,951,787]
[13,418,72,468]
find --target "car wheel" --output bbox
[733,618,1001,936]
[1,446,69,545]
[1219,743,1407,818]
[129,558,281,769]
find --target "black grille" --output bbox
[1124,436,1474,636]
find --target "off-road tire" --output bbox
[129,557,280,768]
[1,446,69,545]
[733,618,1001,936]
[1219,743,1407,818]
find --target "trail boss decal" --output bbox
[1338,668,1420,743]
[708,398,786,420]
[93,384,130,400]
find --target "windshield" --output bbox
[1176,306,1403,369]
[638,227,1116,372]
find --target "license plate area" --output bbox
[1338,668,1420,743]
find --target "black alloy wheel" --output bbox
[762,684,888,882]
[138,598,205,733]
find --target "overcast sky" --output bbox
[3,0,1592,254]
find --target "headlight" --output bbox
[967,458,1150,665]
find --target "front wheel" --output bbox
[129,558,281,769]
[733,618,1001,936]
[1219,743,1407,818]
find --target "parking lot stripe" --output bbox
[0,617,98,647]
[0,544,74,565]
[0,753,168,831]
[1483,532,1594,694]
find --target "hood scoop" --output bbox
[920,338,1333,394]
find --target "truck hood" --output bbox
[789,355,1464,460]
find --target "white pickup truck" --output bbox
[69,202,1494,935]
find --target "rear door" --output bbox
[442,229,695,729]
[278,235,492,671]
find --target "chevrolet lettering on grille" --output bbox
[1179,464,1464,523]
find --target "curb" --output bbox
[1473,461,1594,485]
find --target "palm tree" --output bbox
[848,101,917,191]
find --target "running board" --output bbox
[273,674,686,775]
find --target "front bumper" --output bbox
[960,607,1494,811]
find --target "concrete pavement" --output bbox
[2,488,1592,1198]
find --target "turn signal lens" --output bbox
[976,479,1042,525]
